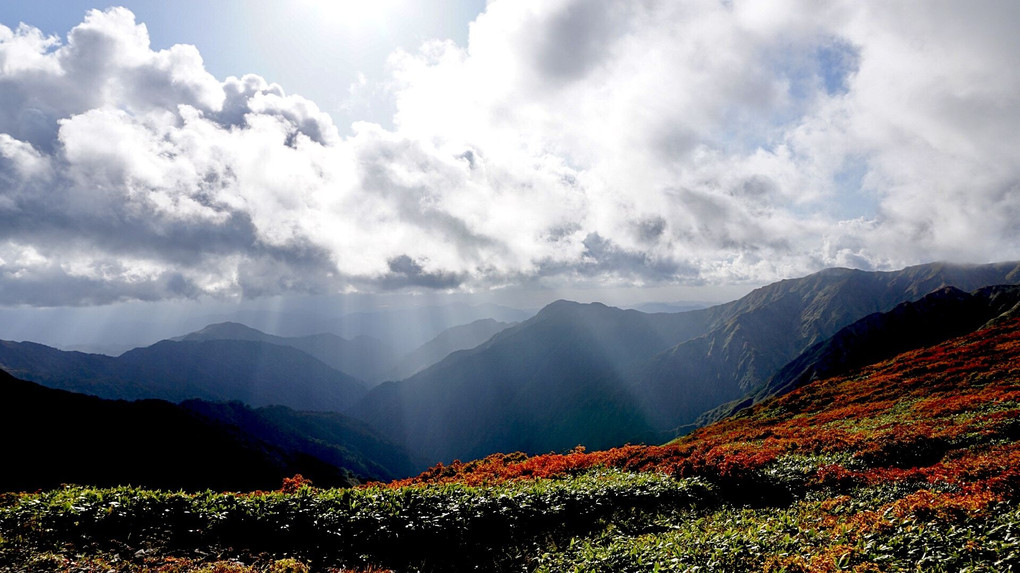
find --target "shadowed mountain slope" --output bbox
[177,322,397,385]
[0,339,368,412]
[0,370,358,492]
[179,401,421,482]
[350,300,716,464]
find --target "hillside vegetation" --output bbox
[3,317,1020,571]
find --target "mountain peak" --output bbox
[175,322,269,342]
[535,299,617,319]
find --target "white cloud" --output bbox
[0,3,1018,305]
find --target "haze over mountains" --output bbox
[349,261,1020,463]
[3,260,1020,487]
[0,338,368,412]
[174,322,399,385]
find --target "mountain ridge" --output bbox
[0,338,368,412]
[176,322,397,385]
[350,261,1020,465]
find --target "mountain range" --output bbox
[174,322,399,385]
[4,260,1020,484]
[0,338,368,411]
[349,261,1020,463]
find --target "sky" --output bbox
[1,1,1019,333]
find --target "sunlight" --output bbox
[298,0,400,28]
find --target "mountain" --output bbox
[375,316,1020,572]
[699,283,1020,422]
[0,338,368,412]
[385,318,516,381]
[179,401,421,482]
[0,369,358,492]
[626,261,1020,433]
[350,261,1020,465]
[350,300,713,464]
[176,322,397,384]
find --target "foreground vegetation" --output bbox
[3,318,1020,572]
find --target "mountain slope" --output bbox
[0,369,357,492]
[0,338,368,412]
[350,300,714,464]
[627,260,1020,433]
[385,318,515,381]
[757,284,1020,401]
[351,261,1020,465]
[180,401,421,482]
[117,340,368,410]
[177,322,397,384]
[695,283,1020,425]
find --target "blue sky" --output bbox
[0,1,1018,322]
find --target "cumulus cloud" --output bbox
[0,2,1018,305]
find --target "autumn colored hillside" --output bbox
[3,317,1020,572]
[399,315,1020,495]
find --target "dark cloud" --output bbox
[379,255,465,289]
[531,0,622,83]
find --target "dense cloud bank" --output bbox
[1,2,1018,305]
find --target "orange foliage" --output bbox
[279,474,313,494]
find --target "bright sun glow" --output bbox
[299,0,399,27]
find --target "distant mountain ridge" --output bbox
[176,322,397,385]
[350,300,714,463]
[318,303,534,354]
[350,261,1020,465]
[0,338,368,412]
[385,318,516,381]
[6,260,1020,474]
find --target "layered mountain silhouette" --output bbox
[385,318,516,381]
[0,369,417,491]
[350,300,715,463]
[312,303,534,354]
[6,260,1020,476]
[175,322,397,385]
[178,400,420,482]
[350,261,1020,465]
[0,338,367,412]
